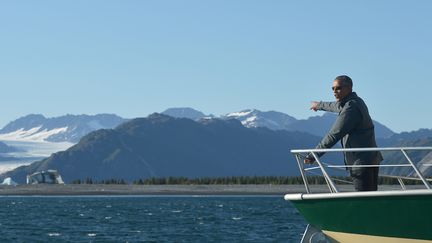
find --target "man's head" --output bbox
[332,75,353,101]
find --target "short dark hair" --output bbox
[335,75,353,87]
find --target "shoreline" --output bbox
[0,184,313,196]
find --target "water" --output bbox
[0,196,307,242]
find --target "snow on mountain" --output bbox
[0,114,126,143]
[225,110,254,118]
[0,139,75,174]
[222,109,395,139]
[0,114,127,173]
[0,126,68,142]
[222,109,298,131]
[164,108,299,131]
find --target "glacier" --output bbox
[0,126,69,142]
[0,139,73,174]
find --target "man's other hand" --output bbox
[310,101,319,111]
[304,156,316,164]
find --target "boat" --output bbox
[284,147,432,243]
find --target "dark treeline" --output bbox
[133,176,306,185]
[71,178,127,185]
[70,176,422,185]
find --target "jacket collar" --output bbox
[340,92,358,106]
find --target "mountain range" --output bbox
[0,108,394,145]
[1,107,431,183]
[2,114,321,183]
[163,108,395,139]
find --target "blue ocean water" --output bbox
[0,196,307,242]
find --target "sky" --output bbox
[0,1,431,133]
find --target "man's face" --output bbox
[332,79,351,101]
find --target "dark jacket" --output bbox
[314,92,383,175]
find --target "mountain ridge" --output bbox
[0,113,127,143]
[0,108,399,145]
[2,113,321,183]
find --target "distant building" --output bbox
[26,170,65,184]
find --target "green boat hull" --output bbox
[286,190,432,242]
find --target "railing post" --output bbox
[401,149,431,189]
[294,154,310,193]
[311,152,339,193]
[397,177,406,190]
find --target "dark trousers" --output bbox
[352,167,379,191]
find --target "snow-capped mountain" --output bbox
[221,109,396,139]
[2,114,321,183]
[163,108,300,131]
[221,109,298,130]
[0,114,128,173]
[163,107,394,139]
[1,109,392,145]
[0,114,127,143]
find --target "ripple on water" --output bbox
[0,196,307,242]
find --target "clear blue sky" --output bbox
[1,1,431,133]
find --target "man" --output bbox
[304,75,383,191]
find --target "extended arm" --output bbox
[316,101,342,113]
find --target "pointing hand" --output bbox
[310,101,319,112]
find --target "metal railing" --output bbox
[291,147,432,193]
